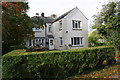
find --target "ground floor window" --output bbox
[50,40,53,45]
[29,38,45,46]
[71,37,83,46]
[59,37,63,46]
[29,39,31,46]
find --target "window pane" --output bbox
[72,21,75,28]
[33,40,35,46]
[60,37,63,45]
[41,39,44,46]
[61,40,63,45]
[75,21,77,28]
[71,38,73,45]
[81,38,83,44]
[59,21,62,28]
[74,37,77,45]
[50,40,53,45]
[78,21,80,28]
[29,40,31,46]
[49,27,51,32]
[39,39,41,45]
[36,39,38,43]
[77,37,80,45]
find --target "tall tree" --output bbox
[92,1,120,62]
[2,2,34,54]
[88,30,106,47]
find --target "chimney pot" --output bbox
[41,12,44,17]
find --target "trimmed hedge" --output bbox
[10,45,26,51]
[2,46,115,80]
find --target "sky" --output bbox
[27,0,109,32]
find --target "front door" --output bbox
[49,39,54,50]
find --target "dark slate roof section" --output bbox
[31,16,55,23]
[47,35,54,38]
[53,8,74,23]
[53,7,88,23]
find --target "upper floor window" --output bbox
[48,24,52,33]
[72,20,81,29]
[32,27,41,31]
[71,37,83,46]
[59,20,62,31]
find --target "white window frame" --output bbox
[39,39,44,46]
[30,39,45,47]
[50,40,53,45]
[29,39,31,46]
[32,27,41,31]
[59,20,62,31]
[72,20,81,29]
[71,37,83,46]
[48,24,52,33]
[59,37,63,46]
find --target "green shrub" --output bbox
[26,47,49,52]
[2,46,116,80]
[10,45,26,51]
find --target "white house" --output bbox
[26,7,88,50]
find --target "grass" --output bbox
[65,63,119,79]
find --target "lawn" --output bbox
[65,63,119,79]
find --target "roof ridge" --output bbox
[53,7,76,22]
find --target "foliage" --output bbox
[2,2,34,54]
[65,64,118,79]
[88,30,106,47]
[92,1,120,55]
[31,15,45,29]
[26,45,49,52]
[2,46,115,80]
[10,45,27,51]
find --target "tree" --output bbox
[2,2,34,54]
[92,1,120,62]
[32,13,44,29]
[88,30,106,47]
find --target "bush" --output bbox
[2,46,116,80]
[26,47,36,52]
[26,47,49,52]
[10,45,26,51]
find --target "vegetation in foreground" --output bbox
[2,46,115,80]
[92,1,120,60]
[65,63,119,79]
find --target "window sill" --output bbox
[33,30,42,32]
[59,45,63,47]
[71,45,84,47]
[72,28,82,31]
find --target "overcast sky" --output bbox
[27,0,109,31]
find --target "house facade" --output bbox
[26,7,88,50]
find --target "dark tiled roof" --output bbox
[31,16,54,23]
[53,7,75,23]
[53,7,88,22]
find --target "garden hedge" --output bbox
[2,46,116,80]
[10,45,27,51]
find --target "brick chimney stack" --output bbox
[41,12,44,17]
